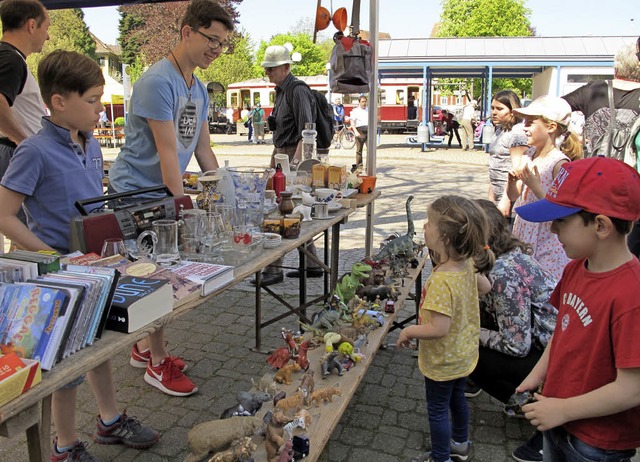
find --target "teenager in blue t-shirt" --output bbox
[107,0,234,398]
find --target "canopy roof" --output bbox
[40,0,182,9]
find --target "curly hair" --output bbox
[428,195,495,273]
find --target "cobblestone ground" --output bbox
[1,135,637,461]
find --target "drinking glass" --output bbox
[202,212,225,250]
[101,238,128,258]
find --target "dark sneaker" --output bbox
[94,411,160,449]
[411,440,472,462]
[51,439,98,462]
[464,380,482,398]
[512,431,543,462]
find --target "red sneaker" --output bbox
[144,357,198,397]
[130,343,187,371]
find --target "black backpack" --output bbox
[283,80,335,150]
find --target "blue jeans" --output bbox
[424,376,469,462]
[544,427,636,462]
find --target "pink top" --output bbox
[513,148,570,281]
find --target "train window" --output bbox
[230,93,238,108]
[379,89,386,105]
[269,91,276,106]
[440,96,448,105]
[396,90,405,105]
[253,91,261,105]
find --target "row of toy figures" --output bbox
[184,368,343,462]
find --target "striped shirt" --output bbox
[272,73,316,148]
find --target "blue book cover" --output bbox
[1,284,63,359]
[32,289,69,363]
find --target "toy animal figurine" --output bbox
[185,415,264,462]
[283,409,312,439]
[334,261,372,303]
[265,410,293,462]
[220,391,273,419]
[275,362,301,385]
[275,391,304,414]
[266,328,299,369]
[321,351,343,379]
[353,332,369,352]
[309,386,342,407]
[278,439,294,462]
[371,195,416,262]
[292,435,310,459]
[251,373,279,396]
[207,437,257,462]
[298,370,315,404]
[299,305,341,335]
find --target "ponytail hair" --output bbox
[429,195,495,274]
[558,132,583,161]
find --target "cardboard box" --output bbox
[327,165,347,190]
[312,164,328,187]
[0,357,42,407]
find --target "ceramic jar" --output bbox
[279,191,294,215]
[196,174,224,211]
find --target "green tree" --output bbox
[255,33,328,77]
[119,0,242,68]
[26,8,96,76]
[436,0,533,100]
[196,32,260,108]
[437,0,532,37]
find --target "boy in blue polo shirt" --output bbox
[0,50,159,461]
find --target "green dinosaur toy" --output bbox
[335,261,372,303]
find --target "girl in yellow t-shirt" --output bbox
[398,195,494,462]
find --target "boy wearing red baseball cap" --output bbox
[514,156,640,461]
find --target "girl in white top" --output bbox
[397,195,494,462]
[509,96,583,281]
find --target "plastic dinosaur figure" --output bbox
[372,195,416,262]
[299,305,341,335]
[334,261,373,303]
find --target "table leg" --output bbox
[253,272,262,352]
[330,223,340,292]
[26,395,50,462]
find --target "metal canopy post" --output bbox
[364,0,379,257]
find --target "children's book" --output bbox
[106,276,173,333]
[0,284,65,360]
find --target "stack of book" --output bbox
[0,259,119,371]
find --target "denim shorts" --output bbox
[544,427,636,462]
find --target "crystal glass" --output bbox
[100,238,128,258]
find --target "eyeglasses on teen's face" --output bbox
[193,28,230,53]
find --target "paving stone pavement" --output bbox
[1,134,637,461]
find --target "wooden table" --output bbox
[0,191,380,462]
[248,251,427,462]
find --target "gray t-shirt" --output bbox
[488,122,528,174]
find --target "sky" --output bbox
[82,0,639,46]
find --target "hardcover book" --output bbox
[169,260,234,296]
[0,284,65,360]
[106,276,173,333]
[112,259,199,302]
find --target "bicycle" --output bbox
[332,124,356,150]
